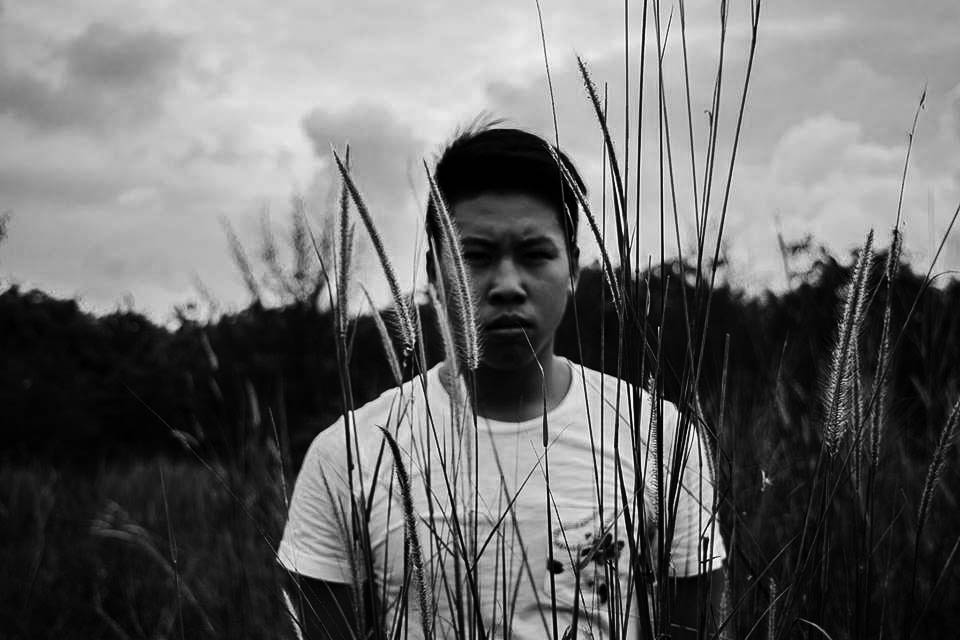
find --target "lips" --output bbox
[484,314,534,331]
[483,315,534,340]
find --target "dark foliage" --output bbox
[2,256,958,471]
[2,253,960,638]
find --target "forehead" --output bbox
[451,193,565,242]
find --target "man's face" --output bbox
[450,192,577,371]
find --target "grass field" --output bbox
[3,372,958,638]
[3,250,959,639]
[1,456,293,639]
[4,3,959,638]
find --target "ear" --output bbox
[425,234,441,285]
[425,246,437,284]
[568,245,580,294]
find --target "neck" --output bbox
[443,351,570,422]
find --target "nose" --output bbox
[487,257,526,305]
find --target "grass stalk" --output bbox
[333,151,416,356]
[361,286,403,387]
[822,231,874,455]
[424,165,480,371]
[915,395,960,544]
[337,147,355,339]
[380,428,433,640]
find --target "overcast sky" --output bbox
[1,0,958,322]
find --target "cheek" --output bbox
[535,271,574,314]
[465,270,489,301]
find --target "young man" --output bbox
[278,127,725,639]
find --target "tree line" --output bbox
[1,253,957,471]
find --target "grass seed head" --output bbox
[379,427,433,640]
[871,227,903,466]
[424,163,480,371]
[823,230,874,455]
[362,286,403,387]
[548,145,623,318]
[336,149,355,336]
[917,395,960,533]
[333,150,416,356]
[427,280,460,378]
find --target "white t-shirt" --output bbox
[278,359,724,640]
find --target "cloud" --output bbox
[301,103,426,192]
[2,0,958,320]
[473,29,960,291]
[0,21,185,132]
[64,22,183,89]
[770,115,895,187]
[719,110,960,291]
[299,102,431,297]
[944,83,960,142]
[0,70,75,130]
[768,115,901,242]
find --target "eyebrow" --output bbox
[460,235,561,250]
[517,236,558,248]
[460,236,560,251]
[460,236,497,248]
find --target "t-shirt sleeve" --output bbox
[277,419,358,583]
[662,401,726,577]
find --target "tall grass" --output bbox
[1,457,292,639]
[306,2,960,638]
[6,2,960,639]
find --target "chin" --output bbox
[478,345,544,371]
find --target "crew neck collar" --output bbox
[429,357,577,433]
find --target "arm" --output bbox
[660,401,727,639]
[284,573,359,640]
[279,427,374,639]
[667,569,725,640]
[284,573,377,640]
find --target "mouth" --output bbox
[483,315,534,338]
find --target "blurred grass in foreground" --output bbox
[1,457,292,640]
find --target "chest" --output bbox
[364,418,650,638]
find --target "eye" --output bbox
[524,250,555,263]
[463,250,491,265]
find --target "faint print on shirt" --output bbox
[546,507,627,608]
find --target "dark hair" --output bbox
[425,126,587,268]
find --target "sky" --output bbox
[1,0,958,323]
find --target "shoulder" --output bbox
[566,361,688,433]
[571,362,625,398]
[306,369,435,464]
[567,361,660,412]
